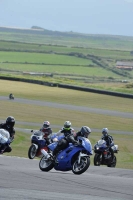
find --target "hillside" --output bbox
[1,26,133,50]
[0,26,133,94]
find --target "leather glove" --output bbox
[74,141,80,146]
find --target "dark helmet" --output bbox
[43,121,50,129]
[80,126,91,138]
[64,121,71,130]
[6,116,15,128]
[102,128,108,137]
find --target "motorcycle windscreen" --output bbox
[97,140,107,148]
[77,136,93,155]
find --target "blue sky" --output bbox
[0,0,133,36]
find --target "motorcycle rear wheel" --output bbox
[107,155,117,167]
[39,156,54,171]
[94,153,102,166]
[28,144,37,159]
[72,156,90,175]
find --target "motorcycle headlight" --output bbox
[96,147,99,150]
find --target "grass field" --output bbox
[0,80,133,170]
[0,51,94,65]
[0,40,133,94]
[0,40,133,60]
[0,63,123,78]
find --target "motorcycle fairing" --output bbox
[31,135,47,148]
[77,136,93,155]
[54,145,84,171]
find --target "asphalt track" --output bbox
[0,156,133,200]
[0,96,133,200]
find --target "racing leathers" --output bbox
[52,127,77,156]
[40,126,53,145]
[101,134,114,160]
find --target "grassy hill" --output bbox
[0,26,133,94]
[1,26,133,50]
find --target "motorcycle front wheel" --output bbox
[94,153,102,166]
[39,156,54,172]
[107,155,117,167]
[72,156,90,175]
[28,144,37,159]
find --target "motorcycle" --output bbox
[9,93,14,100]
[28,130,49,159]
[39,136,93,175]
[0,129,10,154]
[93,139,118,167]
[28,130,63,159]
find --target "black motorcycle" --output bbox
[93,139,118,167]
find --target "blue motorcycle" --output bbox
[39,136,93,175]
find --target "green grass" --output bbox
[0,79,133,112]
[0,100,133,132]
[0,40,133,60]
[1,73,133,94]
[0,51,93,65]
[0,63,123,78]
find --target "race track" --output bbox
[0,156,133,200]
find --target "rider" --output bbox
[74,126,91,140]
[101,128,114,160]
[0,116,15,153]
[52,121,77,157]
[40,121,53,145]
[9,93,14,99]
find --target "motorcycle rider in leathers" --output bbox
[52,121,77,157]
[40,121,53,145]
[101,128,114,160]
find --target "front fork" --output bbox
[32,143,38,151]
[78,152,89,164]
[41,149,49,158]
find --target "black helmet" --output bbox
[64,121,71,130]
[6,116,15,128]
[43,121,50,129]
[80,126,91,138]
[102,128,108,137]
